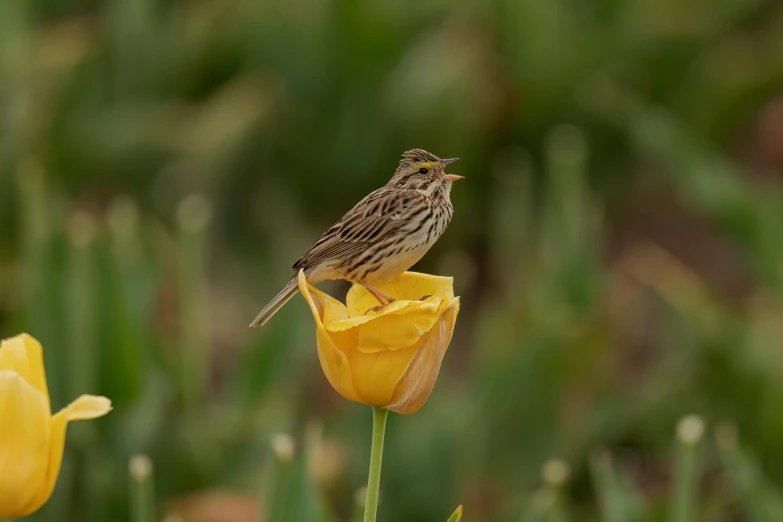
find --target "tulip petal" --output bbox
[0,333,50,410]
[346,272,455,318]
[298,270,362,403]
[385,297,460,415]
[326,296,444,353]
[356,299,444,353]
[325,299,428,331]
[25,394,113,515]
[348,342,420,406]
[325,297,439,331]
[61,394,113,420]
[0,370,50,518]
[22,409,68,517]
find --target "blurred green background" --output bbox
[2,0,783,520]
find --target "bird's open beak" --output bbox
[439,158,463,182]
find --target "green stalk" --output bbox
[589,451,644,522]
[66,212,98,427]
[669,415,704,522]
[543,124,589,259]
[671,448,697,522]
[543,460,571,522]
[261,432,296,522]
[363,406,389,522]
[176,194,212,412]
[17,161,60,397]
[129,455,155,522]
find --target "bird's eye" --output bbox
[418,167,429,174]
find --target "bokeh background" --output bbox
[3,0,783,520]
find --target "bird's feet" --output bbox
[360,281,396,306]
[366,294,433,314]
[364,295,433,314]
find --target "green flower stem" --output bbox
[129,455,155,522]
[176,194,212,413]
[669,416,704,522]
[364,406,389,522]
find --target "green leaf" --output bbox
[716,423,783,522]
[264,424,335,522]
[590,451,648,522]
[446,505,463,522]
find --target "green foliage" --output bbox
[2,0,783,520]
[446,505,464,522]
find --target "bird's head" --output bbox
[389,149,462,192]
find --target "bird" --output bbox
[249,149,463,328]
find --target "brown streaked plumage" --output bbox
[250,149,463,328]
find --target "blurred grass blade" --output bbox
[0,0,31,71]
[351,487,367,522]
[715,422,783,522]
[491,146,533,273]
[589,451,646,522]
[129,454,155,522]
[102,195,145,407]
[263,424,335,522]
[17,160,48,311]
[446,505,463,522]
[66,211,98,411]
[669,415,705,522]
[521,460,572,522]
[263,431,296,522]
[176,194,213,412]
[16,159,66,402]
[542,460,571,522]
[64,211,99,520]
[106,0,158,95]
[542,124,590,259]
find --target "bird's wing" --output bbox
[293,188,417,271]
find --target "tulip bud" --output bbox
[298,270,460,415]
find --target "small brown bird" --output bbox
[250,149,463,328]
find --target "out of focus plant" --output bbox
[2,0,783,519]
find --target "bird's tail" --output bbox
[249,276,300,328]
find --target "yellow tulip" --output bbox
[298,270,460,415]
[0,333,112,518]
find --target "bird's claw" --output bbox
[365,295,430,314]
[366,304,387,314]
